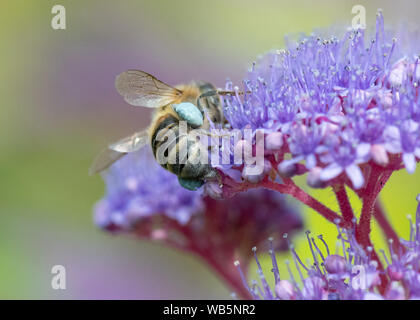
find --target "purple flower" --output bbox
[384,121,420,173]
[213,11,420,192]
[319,134,369,189]
[235,228,382,300]
[283,122,326,170]
[236,195,420,300]
[94,147,303,298]
[94,148,204,229]
[385,194,420,298]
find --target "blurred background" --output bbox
[1,0,420,299]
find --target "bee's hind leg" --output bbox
[177,167,218,191]
[172,102,203,128]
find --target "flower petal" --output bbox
[345,164,364,189]
[320,163,343,182]
[403,153,417,174]
[383,125,402,154]
[356,143,371,160]
[305,154,317,170]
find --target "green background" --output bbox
[1,0,419,298]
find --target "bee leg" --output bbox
[172,102,203,128]
[178,177,204,191]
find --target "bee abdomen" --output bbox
[151,114,178,171]
[151,114,178,154]
[151,114,213,179]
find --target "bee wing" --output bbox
[89,148,126,175]
[108,130,149,153]
[89,130,149,175]
[115,70,183,108]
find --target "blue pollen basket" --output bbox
[172,102,203,127]
[178,177,204,191]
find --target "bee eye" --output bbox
[172,102,203,127]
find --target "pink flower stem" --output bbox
[332,184,355,227]
[261,179,350,228]
[373,200,404,255]
[355,165,393,247]
[355,164,393,293]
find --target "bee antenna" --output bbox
[197,90,219,100]
[197,90,219,110]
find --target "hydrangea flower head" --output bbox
[92,10,420,300]
[94,149,204,229]
[212,11,419,194]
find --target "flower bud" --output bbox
[371,144,389,166]
[387,265,404,281]
[275,280,296,300]
[302,276,326,298]
[265,132,283,151]
[277,161,298,178]
[388,58,408,87]
[307,166,327,188]
[325,254,347,274]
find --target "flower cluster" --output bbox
[94,147,302,298]
[210,11,419,195]
[236,195,420,300]
[94,149,204,229]
[384,194,420,298]
[93,11,420,300]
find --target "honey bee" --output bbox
[90,70,232,190]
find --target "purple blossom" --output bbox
[94,147,303,298]
[384,121,420,173]
[94,148,204,229]
[384,194,420,298]
[319,135,369,189]
[213,12,420,191]
[92,10,420,300]
[236,195,420,300]
[235,228,383,300]
[283,122,325,170]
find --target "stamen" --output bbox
[312,236,325,261]
[252,247,274,299]
[268,237,281,283]
[318,234,330,256]
[233,261,253,297]
[305,231,323,275]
